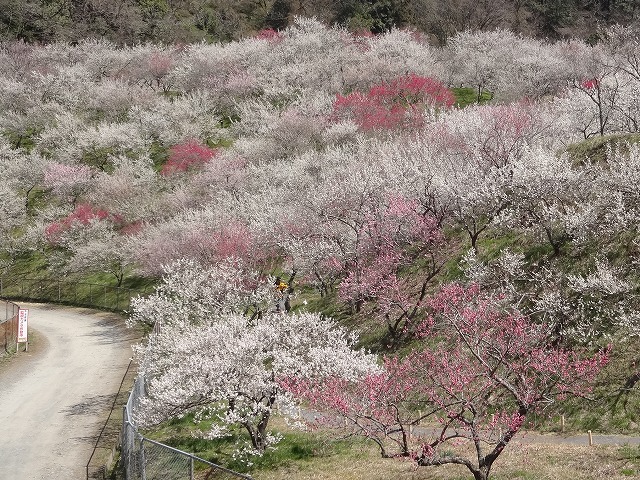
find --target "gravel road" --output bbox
[0,303,137,480]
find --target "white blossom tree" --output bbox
[130,259,378,457]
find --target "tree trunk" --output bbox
[245,394,276,452]
[471,468,489,480]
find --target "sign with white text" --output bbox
[17,308,28,343]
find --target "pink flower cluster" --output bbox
[581,78,599,90]
[255,28,283,43]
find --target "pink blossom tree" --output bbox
[43,162,95,205]
[286,284,609,480]
[282,354,429,458]
[412,284,609,480]
[338,194,444,342]
[130,207,273,278]
[146,50,176,91]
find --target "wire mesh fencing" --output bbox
[0,298,19,355]
[121,375,253,480]
[0,277,147,312]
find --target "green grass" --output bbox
[1,251,49,278]
[26,186,49,214]
[526,330,640,436]
[2,126,42,151]
[149,140,170,172]
[219,113,241,128]
[142,414,640,480]
[206,136,234,148]
[565,133,640,166]
[451,87,493,108]
[81,146,118,172]
[504,471,537,480]
[619,445,640,476]
[144,414,358,474]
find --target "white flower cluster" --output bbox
[129,258,378,457]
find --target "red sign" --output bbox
[17,309,28,343]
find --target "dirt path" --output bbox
[0,303,138,480]
[410,424,640,447]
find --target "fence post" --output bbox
[140,438,146,480]
[58,281,61,302]
[4,302,7,353]
[122,407,127,440]
[122,412,130,480]
[190,456,194,480]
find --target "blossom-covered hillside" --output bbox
[1,18,640,478]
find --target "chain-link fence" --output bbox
[0,298,19,355]
[121,375,253,480]
[87,360,138,480]
[0,277,148,312]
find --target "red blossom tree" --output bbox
[332,74,455,131]
[45,203,115,242]
[255,28,284,43]
[161,140,218,176]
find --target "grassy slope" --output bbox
[144,414,640,480]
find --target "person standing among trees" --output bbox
[274,274,294,312]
